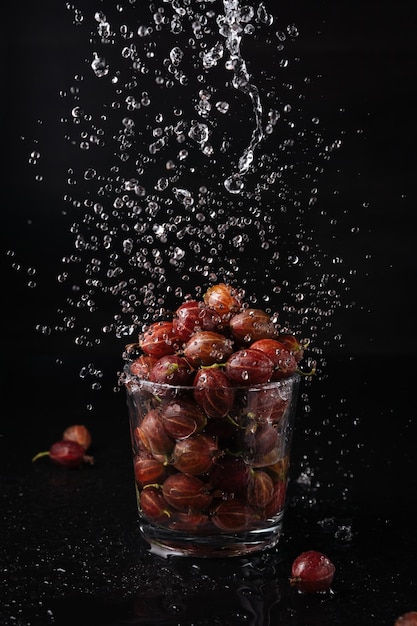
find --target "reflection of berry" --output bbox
[290,550,335,593]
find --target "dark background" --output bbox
[3,0,416,359]
[1,1,417,625]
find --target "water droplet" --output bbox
[188,122,209,145]
[91,52,109,77]
[12,0,352,411]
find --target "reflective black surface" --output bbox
[2,355,417,625]
[2,0,417,624]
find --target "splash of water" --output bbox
[9,0,352,400]
[220,0,267,193]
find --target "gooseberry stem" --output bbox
[200,362,226,370]
[226,415,245,429]
[223,447,244,458]
[32,451,50,463]
[296,362,317,377]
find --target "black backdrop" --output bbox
[1,2,417,624]
[3,0,416,363]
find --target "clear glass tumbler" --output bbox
[123,364,300,557]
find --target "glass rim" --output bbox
[123,361,300,392]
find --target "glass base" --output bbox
[139,517,284,558]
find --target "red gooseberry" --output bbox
[173,300,220,341]
[62,424,92,450]
[229,309,279,344]
[129,354,158,379]
[243,421,281,467]
[183,331,234,367]
[276,333,306,363]
[290,550,335,593]
[140,487,171,523]
[246,385,289,424]
[149,354,194,386]
[139,321,181,358]
[172,433,219,475]
[203,283,242,319]
[159,398,207,440]
[162,473,213,512]
[32,440,94,468]
[134,455,168,486]
[134,409,175,462]
[225,348,274,385]
[193,367,235,418]
[250,339,298,380]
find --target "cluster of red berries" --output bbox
[32,424,94,468]
[123,283,311,536]
[125,282,309,387]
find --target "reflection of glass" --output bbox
[131,554,283,625]
[123,367,300,557]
